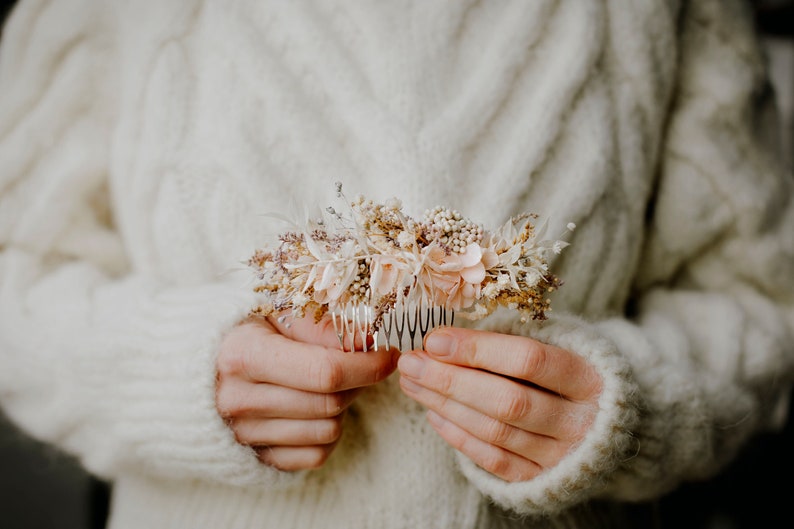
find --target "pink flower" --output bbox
[458,243,498,283]
[419,243,498,310]
[417,246,458,305]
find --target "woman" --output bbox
[1,1,792,527]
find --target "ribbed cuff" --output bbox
[590,315,760,501]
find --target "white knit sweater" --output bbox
[1,1,793,528]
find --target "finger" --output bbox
[217,380,360,419]
[256,444,338,471]
[400,377,569,468]
[218,321,399,391]
[233,416,343,446]
[425,410,541,482]
[424,327,602,401]
[399,352,595,439]
[268,312,371,351]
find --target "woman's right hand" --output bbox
[216,315,399,471]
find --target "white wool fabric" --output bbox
[1,1,793,528]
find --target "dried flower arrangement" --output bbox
[248,182,574,351]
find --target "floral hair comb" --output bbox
[248,182,574,351]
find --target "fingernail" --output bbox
[425,329,455,356]
[398,353,426,378]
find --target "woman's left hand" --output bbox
[398,327,602,482]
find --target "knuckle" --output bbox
[495,387,531,423]
[316,418,343,444]
[217,325,260,374]
[435,393,454,418]
[239,347,262,381]
[215,385,246,418]
[256,447,276,466]
[217,346,259,383]
[216,345,245,378]
[483,417,515,446]
[322,393,346,417]
[312,356,345,392]
[456,334,478,362]
[215,386,235,417]
[258,447,288,469]
[481,451,512,477]
[435,367,456,396]
[519,342,548,380]
[231,421,253,444]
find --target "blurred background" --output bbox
[0,0,791,528]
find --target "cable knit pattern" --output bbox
[1,1,793,528]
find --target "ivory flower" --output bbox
[369,255,406,296]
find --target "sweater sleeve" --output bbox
[596,0,794,497]
[453,0,794,515]
[0,0,302,489]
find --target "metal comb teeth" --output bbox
[330,299,455,352]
